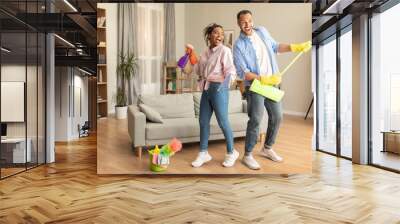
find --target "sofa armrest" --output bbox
[128,105,146,147]
[242,100,248,113]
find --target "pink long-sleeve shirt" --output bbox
[196,44,236,90]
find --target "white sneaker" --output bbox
[192,151,212,167]
[242,155,260,170]
[260,147,283,162]
[222,149,239,167]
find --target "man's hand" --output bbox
[290,41,311,53]
[259,73,282,86]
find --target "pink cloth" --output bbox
[195,44,236,90]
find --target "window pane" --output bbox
[318,37,337,154]
[371,3,400,171]
[340,29,352,158]
[38,33,46,165]
[1,30,28,177]
[27,31,38,169]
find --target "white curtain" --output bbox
[164,3,175,63]
[118,3,139,105]
[137,3,165,95]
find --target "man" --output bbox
[233,10,311,170]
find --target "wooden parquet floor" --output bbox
[1,135,400,223]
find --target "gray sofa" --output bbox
[128,90,267,158]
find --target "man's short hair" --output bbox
[237,10,252,20]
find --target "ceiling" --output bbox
[0,0,395,73]
[0,0,97,74]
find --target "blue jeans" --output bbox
[245,88,282,153]
[199,82,234,154]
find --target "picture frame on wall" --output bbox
[224,30,234,49]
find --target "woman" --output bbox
[192,23,238,168]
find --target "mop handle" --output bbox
[279,51,304,77]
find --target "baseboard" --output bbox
[283,110,313,118]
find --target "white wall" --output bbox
[55,67,70,141]
[175,3,186,58]
[184,3,312,115]
[54,67,89,141]
[98,3,118,114]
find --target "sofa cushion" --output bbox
[193,90,243,117]
[146,118,200,140]
[228,90,243,114]
[140,93,195,119]
[139,104,163,123]
[145,113,249,140]
[210,113,249,134]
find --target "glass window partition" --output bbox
[370,3,400,171]
[0,1,46,179]
[340,28,352,158]
[317,36,337,155]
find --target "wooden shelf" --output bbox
[163,62,194,94]
[97,7,108,119]
[166,78,190,80]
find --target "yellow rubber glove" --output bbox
[259,74,282,86]
[290,41,311,53]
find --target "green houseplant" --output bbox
[115,53,138,119]
[115,87,127,107]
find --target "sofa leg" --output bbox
[135,147,142,158]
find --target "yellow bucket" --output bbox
[149,151,167,172]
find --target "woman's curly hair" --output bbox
[203,23,224,46]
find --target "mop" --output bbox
[249,51,305,102]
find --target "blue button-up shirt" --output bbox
[233,26,280,86]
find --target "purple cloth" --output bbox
[177,54,189,69]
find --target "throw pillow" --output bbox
[139,104,163,123]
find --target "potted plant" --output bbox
[115,53,138,119]
[115,87,127,119]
